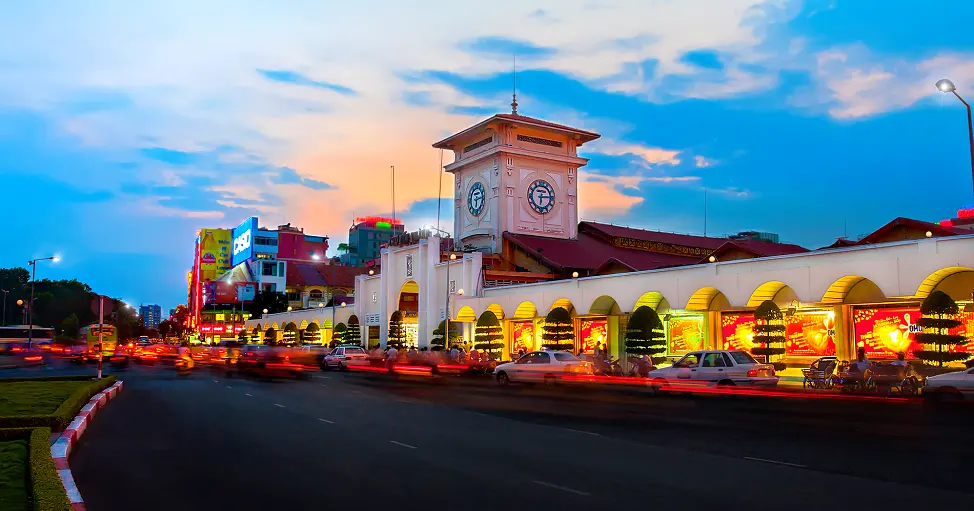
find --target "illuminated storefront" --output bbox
[579,318,608,354]
[666,313,706,355]
[721,309,837,358]
[510,320,539,354]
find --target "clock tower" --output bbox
[432,107,600,253]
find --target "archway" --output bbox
[512,301,537,320]
[821,276,887,304]
[309,289,324,305]
[685,287,731,311]
[633,291,671,313]
[486,304,505,320]
[549,298,575,314]
[510,301,539,356]
[455,306,477,322]
[746,281,799,308]
[588,295,621,315]
[397,281,420,347]
[582,296,618,356]
[916,267,974,301]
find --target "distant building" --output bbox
[140,304,163,329]
[339,217,405,266]
[169,308,176,319]
[728,231,780,244]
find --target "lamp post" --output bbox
[1,289,8,326]
[331,300,347,345]
[426,226,458,350]
[936,79,974,196]
[26,255,59,350]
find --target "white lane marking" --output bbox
[273,403,285,408]
[213,379,219,383]
[225,385,232,389]
[320,384,329,388]
[320,376,331,379]
[389,440,417,449]
[743,456,807,468]
[533,480,590,496]
[245,393,253,397]
[397,398,412,403]
[318,418,335,424]
[563,428,600,436]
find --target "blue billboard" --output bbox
[231,216,258,267]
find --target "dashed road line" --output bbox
[318,418,335,424]
[225,385,232,389]
[273,403,285,408]
[245,393,253,397]
[743,456,807,468]
[533,480,590,496]
[389,440,417,449]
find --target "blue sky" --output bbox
[1,0,973,311]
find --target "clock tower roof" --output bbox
[432,113,600,150]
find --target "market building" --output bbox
[247,109,974,365]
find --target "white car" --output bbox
[923,367,974,401]
[493,350,593,385]
[647,350,778,390]
[320,346,369,370]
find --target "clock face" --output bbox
[527,179,555,214]
[467,182,485,216]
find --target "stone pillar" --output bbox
[378,249,390,348]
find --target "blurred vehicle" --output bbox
[79,324,119,359]
[209,341,244,366]
[0,325,55,354]
[493,350,592,385]
[235,345,305,379]
[647,350,778,391]
[290,345,331,367]
[320,346,369,371]
[923,367,974,402]
[135,343,176,364]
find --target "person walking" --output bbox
[385,344,399,373]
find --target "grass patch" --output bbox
[0,377,115,431]
[0,439,28,511]
[0,381,92,416]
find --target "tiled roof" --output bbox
[856,217,967,245]
[699,240,809,263]
[433,113,600,148]
[287,263,370,288]
[503,232,705,272]
[580,222,727,250]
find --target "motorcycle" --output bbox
[593,357,625,376]
[175,356,194,376]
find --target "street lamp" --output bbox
[936,78,974,196]
[1,289,8,326]
[331,300,347,345]
[444,252,458,351]
[26,255,59,350]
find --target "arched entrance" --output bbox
[396,280,419,347]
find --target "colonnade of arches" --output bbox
[245,315,361,346]
[445,268,974,362]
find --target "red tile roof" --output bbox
[433,113,600,148]
[698,240,809,263]
[580,222,727,250]
[504,232,706,272]
[287,263,370,288]
[856,217,967,245]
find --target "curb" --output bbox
[50,380,124,511]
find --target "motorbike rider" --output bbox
[177,342,194,372]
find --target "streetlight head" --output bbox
[450,253,457,260]
[341,301,347,307]
[287,306,293,312]
[457,288,464,296]
[52,255,61,263]
[708,255,717,263]
[925,230,933,238]
[368,269,374,275]
[572,271,579,279]
[263,308,269,314]
[16,299,23,306]
[936,78,956,93]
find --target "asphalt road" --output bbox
[33,363,971,511]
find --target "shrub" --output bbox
[914,290,969,367]
[474,312,504,358]
[625,306,666,364]
[542,307,575,351]
[29,427,72,511]
[751,300,786,364]
[0,376,116,431]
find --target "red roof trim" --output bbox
[433,113,600,148]
[857,217,966,245]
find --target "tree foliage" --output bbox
[346,315,361,346]
[914,290,968,366]
[625,306,666,363]
[751,300,786,363]
[542,307,575,351]
[388,310,405,349]
[430,319,460,351]
[264,327,278,346]
[331,323,347,348]
[60,313,80,339]
[474,311,504,357]
[249,290,289,316]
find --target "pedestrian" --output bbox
[450,345,459,363]
[385,344,399,372]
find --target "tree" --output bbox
[542,307,575,351]
[914,290,968,367]
[171,305,190,329]
[59,313,80,341]
[346,315,361,346]
[158,319,175,339]
[264,327,278,346]
[388,310,405,349]
[474,311,504,359]
[331,323,347,348]
[751,300,786,367]
[430,320,460,351]
[625,306,666,364]
[250,290,288,316]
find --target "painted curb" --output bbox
[50,380,124,511]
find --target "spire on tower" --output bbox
[511,53,518,115]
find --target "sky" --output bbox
[2,0,973,312]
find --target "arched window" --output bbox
[309,289,324,301]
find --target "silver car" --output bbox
[320,346,369,370]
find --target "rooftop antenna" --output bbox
[511,53,518,115]
[703,190,708,237]
[391,165,396,222]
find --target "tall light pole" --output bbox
[426,226,458,351]
[1,289,8,326]
[332,300,347,345]
[26,255,59,350]
[937,79,974,196]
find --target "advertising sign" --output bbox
[722,313,756,352]
[723,311,837,356]
[853,308,923,359]
[198,228,232,281]
[668,315,705,354]
[511,321,534,354]
[579,318,608,354]
[203,281,258,304]
[785,310,836,357]
[232,217,258,267]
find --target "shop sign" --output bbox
[580,319,607,354]
[511,321,534,354]
[722,310,837,357]
[668,315,705,354]
[610,237,710,258]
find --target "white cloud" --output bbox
[595,141,682,166]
